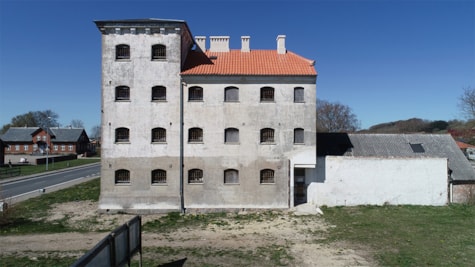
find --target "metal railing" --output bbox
[0,166,21,179]
[71,215,142,267]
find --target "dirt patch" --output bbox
[1,201,377,266]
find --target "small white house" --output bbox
[308,133,475,206]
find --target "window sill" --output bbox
[260,101,275,103]
[225,142,240,145]
[115,100,131,102]
[151,58,167,61]
[293,143,305,145]
[260,142,276,145]
[151,183,168,186]
[115,59,131,62]
[188,182,204,185]
[260,182,275,185]
[294,101,305,103]
[188,141,204,144]
[151,100,167,102]
[224,100,240,103]
[224,183,240,185]
[115,183,131,186]
[188,100,204,102]
[115,141,131,144]
[152,142,167,144]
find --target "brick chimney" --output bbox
[195,36,206,52]
[241,36,250,52]
[277,35,286,54]
[209,36,230,52]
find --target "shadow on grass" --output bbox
[157,257,187,267]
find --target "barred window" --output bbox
[116,44,130,60]
[260,128,275,143]
[224,169,239,184]
[294,87,304,103]
[225,128,239,143]
[115,127,129,142]
[294,128,304,144]
[260,169,275,184]
[260,87,274,102]
[152,44,166,60]
[188,128,203,143]
[188,169,203,183]
[152,86,166,101]
[151,169,167,184]
[115,169,130,184]
[224,86,239,102]
[115,86,130,101]
[189,86,203,101]
[151,128,166,143]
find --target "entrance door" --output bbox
[294,168,307,205]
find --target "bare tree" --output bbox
[90,125,101,140]
[70,119,85,128]
[459,87,475,119]
[317,99,360,132]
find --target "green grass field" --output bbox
[1,178,474,266]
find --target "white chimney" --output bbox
[195,36,206,52]
[241,36,250,52]
[209,36,230,52]
[277,35,286,54]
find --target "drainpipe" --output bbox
[180,81,185,214]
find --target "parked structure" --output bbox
[314,133,475,205]
[1,127,90,156]
[94,19,317,213]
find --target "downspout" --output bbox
[180,81,185,214]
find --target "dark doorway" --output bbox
[294,168,307,205]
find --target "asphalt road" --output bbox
[0,163,100,203]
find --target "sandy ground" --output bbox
[0,201,376,266]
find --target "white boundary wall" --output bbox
[309,156,448,206]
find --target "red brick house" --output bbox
[1,127,90,156]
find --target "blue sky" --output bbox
[0,0,474,133]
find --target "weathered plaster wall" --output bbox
[309,156,448,206]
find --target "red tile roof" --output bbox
[181,50,317,76]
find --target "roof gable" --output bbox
[1,127,40,142]
[50,128,88,142]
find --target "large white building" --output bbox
[94,19,317,213]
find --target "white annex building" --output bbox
[94,19,317,213]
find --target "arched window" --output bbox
[260,169,275,184]
[189,86,203,101]
[224,169,239,184]
[151,128,166,143]
[115,86,130,101]
[260,87,274,102]
[151,169,167,184]
[294,128,304,144]
[260,128,275,143]
[188,169,203,183]
[115,169,130,184]
[224,128,239,143]
[116,44,130,60]
[152,86,166,101]
[152,44,166,60]
[115,127,130,142]
[188,128,203,143]
[294,87,304,103]
[224,86,239,102]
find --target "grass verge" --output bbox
[0,158,100,179]
[322,205,475,267]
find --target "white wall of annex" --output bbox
[309,156,448,206]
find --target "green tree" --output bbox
[0,110,60,134]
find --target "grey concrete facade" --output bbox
[95,19,317,213]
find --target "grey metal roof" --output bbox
[1,127,87,143]
[0,127,40,142]
[49,128,87,142]
[317,133,475,181]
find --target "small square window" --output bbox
[410,143,425,153]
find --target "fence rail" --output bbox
[71,215,142,267]
[0,166,21,179]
